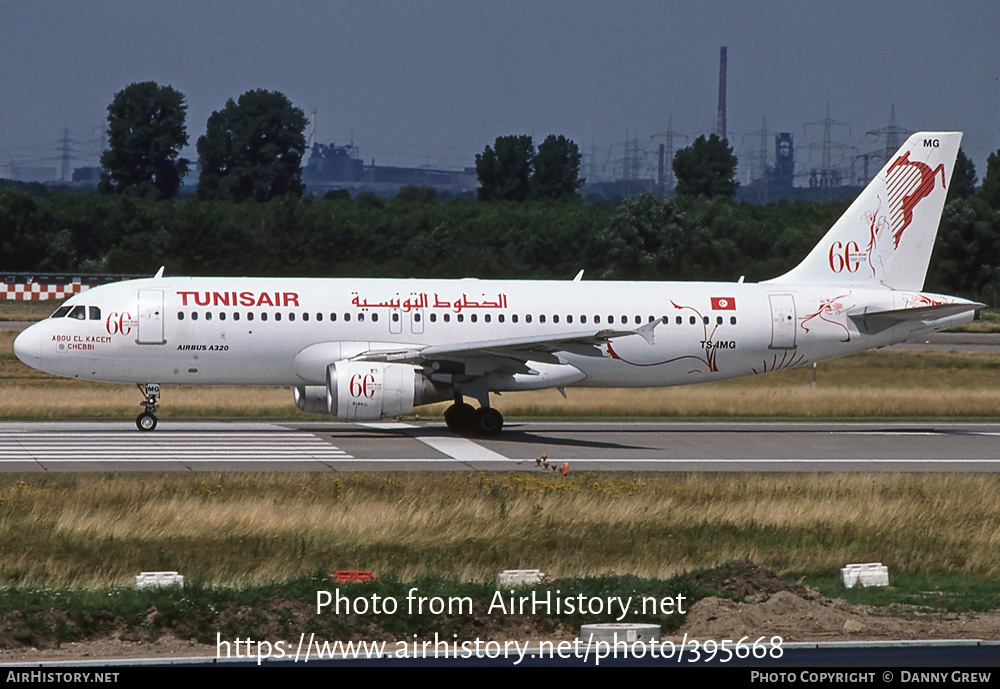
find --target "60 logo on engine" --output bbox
[349,373,378,399]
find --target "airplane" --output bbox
[13,132,982,434]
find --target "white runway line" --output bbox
[0,430,352,462]
[357,422,513,461]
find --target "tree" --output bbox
[476,134,584,201]
[475,135,534,201]
[99,82,189,200]
[532,134,584,200]
[979,150,1000,210]
[197,90,308,202]
[946,148,978,203]
[673,134,738,199]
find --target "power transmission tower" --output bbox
[803,103,854,199]
[650,115,687,193]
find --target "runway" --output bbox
[1,420,998,472]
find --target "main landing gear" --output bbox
[136,383,160,432]
[443,393,503,436]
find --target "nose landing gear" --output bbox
[136,383,160,432]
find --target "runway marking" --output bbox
[0,430,353,463]
[358,422,513,462]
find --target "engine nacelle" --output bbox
[326,361,449,420]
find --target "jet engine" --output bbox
[292,361,449,420]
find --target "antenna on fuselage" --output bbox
[573,270,584,282]
[154,266,165,278]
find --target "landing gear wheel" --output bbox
[136,412,158,432]
[444,402,476,434]
[474,407,503,436]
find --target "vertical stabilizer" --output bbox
[766,132,961,290]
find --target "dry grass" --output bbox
[0,300,65,322]
[1,473,998,587]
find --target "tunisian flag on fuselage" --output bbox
[711,297,736,310]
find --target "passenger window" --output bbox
[430,313,437,323]
[247,312,254,321]
[526,314,532,323]
[444,314,451,322]
[512,315,518,323]
[344,313,351,322]
[392,313,399,322]
[594,315,600,324]
[689,316,696,325]
[192,312,199,321]
[177,312,184,321]
[676,316,683,325]
[275,313,281,322]
[553,315,559,324]
[372,313,378,322]
[414,313,421,322]
[302,313,309,322]
[219,312,226,321]
[316,313,322,321]
[261,313,268,322]
[580,315,586,324]
[539,315,546,324]
[730,316,737,325]
[89,306,101,320]
[206,312,212,321]
[69,305,87,320]
[289,313,295,322]
[635,315,641,325]
[567,315,573,324]
[703,316,709,325]
[498,314,504,323]
[234,312,240,321]
[716,316,723,325]
[485,314,491,323]
[621,315,627,324]
[457,314,464,323]
[470,314,477,323]
[358,313,364,322]
[331,313,337,322]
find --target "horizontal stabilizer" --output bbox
[849,302,983,333]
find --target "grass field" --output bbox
[1,472,998,588]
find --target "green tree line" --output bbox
[3,187,998,300]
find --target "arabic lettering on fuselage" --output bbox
[350,292,508,313]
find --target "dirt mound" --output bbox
[685,559,811,601]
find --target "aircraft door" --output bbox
[410,309,425,335]
[768,294,797,349]
[137,289,166,345]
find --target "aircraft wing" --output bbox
[352,319,664,372]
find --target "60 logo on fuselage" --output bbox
[105,312,134,336]
[349,373,378,398]
[828,241,864,273]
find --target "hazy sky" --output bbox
[2,0,998,181]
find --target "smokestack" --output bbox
[717,46,727,140]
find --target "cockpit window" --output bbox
[68,306,87,320]
[89,306,101,321]
[51,306,71,319]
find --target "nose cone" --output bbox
[13,326,42,370]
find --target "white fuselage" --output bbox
[13,276,973,391]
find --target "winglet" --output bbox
[633,316,667,345]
